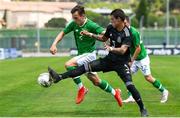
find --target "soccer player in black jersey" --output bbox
[48,9,148,117]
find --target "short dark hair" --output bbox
[110,9,126,21]
[71,5,85,16]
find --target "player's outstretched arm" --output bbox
[131,45,141,62]
[50,31,65,55]
[81,30,108,42]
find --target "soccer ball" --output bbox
[37,73,52,88]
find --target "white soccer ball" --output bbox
[38,73,52,87]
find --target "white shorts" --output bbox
[73,51,97,75]
[131,55,151,76]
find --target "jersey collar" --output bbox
[79,17,88,27]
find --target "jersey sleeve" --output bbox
[104,24,112,38]
[63,20,74,34]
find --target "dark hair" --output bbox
[71,5,85,16]
[110,9,126,21]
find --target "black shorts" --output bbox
[89,56,132,83]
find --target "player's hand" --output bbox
[129,58,135,67]
[128,61,133,67]
[80,30,92,37]
[104,43,113,52]
[50,44,57,55]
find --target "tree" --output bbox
[169,0,180,10]
[45,18,67,28]
[86,11,109,28]
[136,0,149,27]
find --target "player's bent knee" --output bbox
[144,75,154,83]
[84,60,101,72]
[92,80,100,86]
[64,59,77,68]
[120,74,132,84]
[125,81,134,87]
[64,62,71,68]
[87,73,100,86]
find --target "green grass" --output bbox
[0,56,180,117]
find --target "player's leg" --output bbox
[65,57,84,90]
[86,73,115,95]
[48,58,123,106]
[140,56,169,103]
[86,73,122,106]
[123,61,139,103]
[48,58,106,83]
[68,52,100,104]
[64,57,88,104]
[76,52,116,96]
[115,63,148,116]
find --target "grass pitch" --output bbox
[0,56,180,117]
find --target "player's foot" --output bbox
[140,109,148,117]
[114,89,123,107]
[123,95,135,103]
[160,89,169,103]
[76,86,88,104]
[48,66,61,83]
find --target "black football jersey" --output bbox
[104,24,132,63]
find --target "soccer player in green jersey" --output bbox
[50,5,122,106]
[123,16,169,103]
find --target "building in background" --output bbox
[0,0,77,28]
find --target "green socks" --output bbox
[153,80,165,92]
[127,90,132,97]
[67,66,116,96]
[98,80,115,95]
[66,66,83,89]
[127,80,165,97]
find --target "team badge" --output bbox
[117,36,121,43]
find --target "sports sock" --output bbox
[98,80,115,96]
[127,90,132,97]
[127,84,145,110]
[66,66,83,89]
[153,80,165,92]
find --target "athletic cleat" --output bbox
[123,95,135,103]
[161,89,169,103]
[114,89,123,107]
[76,86,88,104]
[140,109,148,117]
[48,66,61,83]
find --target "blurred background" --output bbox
[0,1,180,117]
[0,0,179,59]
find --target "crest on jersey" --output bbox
[117,36,121,43]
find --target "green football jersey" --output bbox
[63,18,104,55]
[130,26,147,60]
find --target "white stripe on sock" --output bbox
[78,83,83,89]
[111,89,116,96]
[104,83,108,90]
[159,84,162,90]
